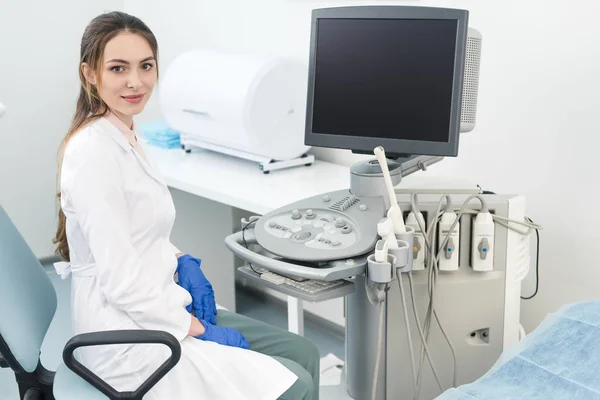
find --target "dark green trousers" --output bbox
[216,310,320,400]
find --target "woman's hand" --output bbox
[177,254,218,325]
[188,316,206,337]
[195,319,250,350]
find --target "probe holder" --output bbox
[393,226,415,273]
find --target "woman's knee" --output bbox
[288,334,321,366]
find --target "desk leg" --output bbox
[287,296,304,336]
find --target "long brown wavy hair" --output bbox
[53,11,159,261]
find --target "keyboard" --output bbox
[237,265,355,302]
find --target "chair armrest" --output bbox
[0,353,9,369]
[62,330,181,400]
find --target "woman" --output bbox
[53,11,319,400]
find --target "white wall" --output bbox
[125,0,600,333]
[0,1,124,257]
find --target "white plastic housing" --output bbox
[438,212,460,271]
[406,212,426,271]
[159,49,311,161]
[472,212,495,271]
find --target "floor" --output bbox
[0,269,352,400]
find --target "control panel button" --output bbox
[323,195,331,202]
[306,209,316,219]
[359,204,368,211]
[293,231,312,241]
[291,210,301,220]
[331,241,341,247]
[335,219,347,228]
[341,226,352,234]
[269,221,277,227]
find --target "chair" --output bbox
[0,204,181,400]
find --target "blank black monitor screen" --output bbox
[311,18,458,143]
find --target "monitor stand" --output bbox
[352,150,445,178]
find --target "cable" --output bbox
[417,201,459,391]
[417,199,454,396]
[241,218,261,274]
[473,186,543,232]
[397,274,418,394]
[411,194,447,397]
[372,300,386,400]
[407,272,444,392]
[412,194,482,392]
[521,217,540,300]
[463,211,538,234]
[491,219,532,235]
[475,186,542,299]
[487,214,542,230]
[407,197,448,399]
[433,308,457,386]
[406,191,541,395]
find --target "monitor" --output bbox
[304,6,474,159]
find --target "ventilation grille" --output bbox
[461,35,482,125]
[330,195,359,211]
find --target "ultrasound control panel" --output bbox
[254,189,386,263]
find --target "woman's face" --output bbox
[83,32,157,123]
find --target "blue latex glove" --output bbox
[176,254,217,325]
[197,319,250,350]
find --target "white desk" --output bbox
[144,144,350,335]
[145,145,350,215]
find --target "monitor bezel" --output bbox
[304,6,469,158]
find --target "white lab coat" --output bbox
[59,117,297,399]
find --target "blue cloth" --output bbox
[176,255,217,325]
[196,319,250,350]
[138,120,181,149]
[437,300,600,400]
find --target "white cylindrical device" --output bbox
[406,212,426,271]
[438,212,460,271]
[472,212,495,271]
[159,49,311,161]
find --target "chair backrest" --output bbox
[0,204,57,373]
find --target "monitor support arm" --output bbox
[352,150,444,178]
[398,155,444,178]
